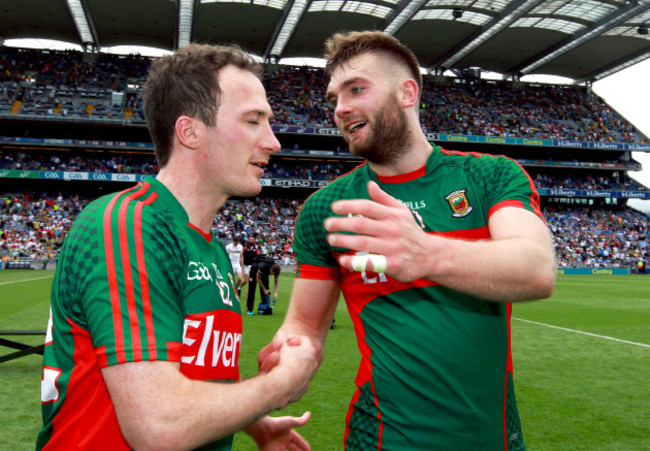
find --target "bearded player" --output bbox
[259,31,556,450]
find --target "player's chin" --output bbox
[240,179,263,198]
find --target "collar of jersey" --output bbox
[373,145,441,184]
[146,175,189,223]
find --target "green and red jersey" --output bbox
[38,177,242,450]
[293,146,543,450]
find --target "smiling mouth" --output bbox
[348,121,367,134]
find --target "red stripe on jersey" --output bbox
[46,318,129,450]
[118,183,151,362]
[488,199,524,219]
[188,222,212,242]
[343,387,361,447]
[103,184,142,364]
[295,263,340,280]
[135,192,158,360]
[435,225,491,240]
[167,341,183,361]
[95,346,108,367]
[343,295,385,451]
[376,165,426,183]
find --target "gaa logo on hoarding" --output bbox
[114,174,133,181]
[44,172,61,179]
[20,171,30,178]
[91,173,108,181]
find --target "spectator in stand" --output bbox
[2,46,647,143]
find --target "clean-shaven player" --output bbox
[38,44,318,451]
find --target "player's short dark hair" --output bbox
[143,43,262,168]
[324,30,422,96]
[270,264,281,276]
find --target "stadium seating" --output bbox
[1,47,647,143]
[1,46,649,271]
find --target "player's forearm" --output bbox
[103,361,305,450]
[422,234,555,302]
[280,279,341,362]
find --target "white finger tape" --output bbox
[351,254,387,274]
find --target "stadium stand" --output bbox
[1,47,647,144]
[1,47,649,272]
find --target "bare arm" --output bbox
[101,336,318,451]
[259,278,340,373]
[326,181,555,303]
[272,275,279,300]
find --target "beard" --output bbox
[345,94,412,166]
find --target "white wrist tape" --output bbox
[351,254,387,274]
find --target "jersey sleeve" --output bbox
[292,192,340,275]
[58,191,186,367]
[484,156,544,220]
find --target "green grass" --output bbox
[1,271,649,450]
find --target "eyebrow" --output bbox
[244,109,274,121]
[326,76,362,104]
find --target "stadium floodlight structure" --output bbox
[427,0,543,73]
[511,0,650,77]
[382,0,430,36]
[265,0,310,60]
[178,0,196,49]
[65,0,99,51]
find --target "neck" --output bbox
[368,129,433,177]
[156,166,226,233]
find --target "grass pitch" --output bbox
[1,270,648,450]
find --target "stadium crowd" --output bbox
[0,192,84,264]
[1,47,647,144]
[2,190,649,271]
[547,207,649,268]
[1,46,649,271]
[1,150,646,192]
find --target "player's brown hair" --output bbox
[324,31,422,95]
[143,43,262,167]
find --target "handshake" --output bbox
[257,332,321,409]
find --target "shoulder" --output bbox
[438,147,509,166]
[437,147,525,178]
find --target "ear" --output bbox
[399,78,419,109]
[174,116,201,150]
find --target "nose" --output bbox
[334,97,351,120]
[263,124,281,154]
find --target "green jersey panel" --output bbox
[39,177,241,451]
[294,146,540,450]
